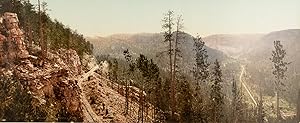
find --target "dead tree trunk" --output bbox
[138,88,144,123]
[297,89,300,122]
[168,12,175,119]
[25,0,32,53]
[38,0,46,60]
[125,79,129,115]
[276,90,280,123]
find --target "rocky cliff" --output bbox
[0,12,83,121]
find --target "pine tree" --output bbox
[178,77,193,123]
[231,77,238,122]
[123,49,134,116]
[22,0,34,52]
[135,54,162,122]
[136,54,150,123]
[257,85,265,123]
[192,35,210,122]
[0,74,47,121]
[148,59,161,122]
[172,15,184,120]
[38,0,45,59]
[153,78,164,123]
[193,35,210,89]
[161,10,175,119]
[162,78,171,112]
[112,59,118,89]
[231,76,246,122]
[210,59,224,123]
[270,40,289,122]
[107,59,118,89]
[172,14,184,90]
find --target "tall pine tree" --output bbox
[161,10,176,119]
[178,77,193,123]
[210,59,224,123]
[270,40,289,122]
[192,35,210,123]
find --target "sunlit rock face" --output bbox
[0,12,29,65]
[0,12,84,121]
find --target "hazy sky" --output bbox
[30,0,300,37]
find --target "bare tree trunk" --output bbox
[25,0,33,52]
[258,81,264,123]
[297,89,300,122]
[125,80,129,115]
[38,0,45,60]
[276,91,280,123]
[28,24,32,52]
[167,13,175,119]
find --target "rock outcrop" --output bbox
[0,12,83,121]
[0,12,29,65]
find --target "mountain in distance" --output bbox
[203,29,300,63]
[203,33,265,59]
[87,32,234,72]
[204,29,300,103]
[87,29,300,81]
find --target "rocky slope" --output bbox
[0,12,84,121]
[81,70,157,123]
[0,12,155,122]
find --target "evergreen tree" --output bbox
[123,49,134,115]
[270,40,289,122]
[22,0,34,51]
[136,54,150,123]
[172,14,184,93]
[135,54,162,122]
[161,10,176,119]
[162,78,171,112]
[172,15,184,121]
[210,59,224,123]
[257,86,265,123]
[0,74,47,121]
[192,35,210,123]
[193,35,210,89]
[113,59,119,89]
[231,77,238,122]
[153,78,164,123]
[178,77,193,123]
[231,76,245,122]
[38,0,46,60]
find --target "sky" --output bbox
[30,0,300,37]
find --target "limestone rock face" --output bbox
[0,12,29,64]
[0,12,84,121]
[13,49,84,117]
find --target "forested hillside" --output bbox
[0,0,94,122]
[0,0,93,58]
